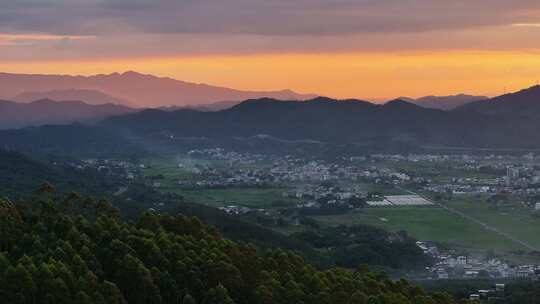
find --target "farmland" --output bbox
[137,153,540,266]
[311,194,540,260]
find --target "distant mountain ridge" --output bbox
[401,94,487,110]
[99,85,540,150]
[0,71,317,108]
[159,100,243,112]
[457,85,540,117]
[0,99,137,129]
[102,96,458,145]
[3,85,540,155]
[13,89,130,106]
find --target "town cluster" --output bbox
[418,241,540,280]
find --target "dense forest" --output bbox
[0,190,460,304]
[0,150,121,199]
[0,150,433,272]
[291,225,432,270]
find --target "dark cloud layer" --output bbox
[1,0,540,36]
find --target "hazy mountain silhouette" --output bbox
[401,94,487,110]
[159,100,242,112]
[101,97,468,146]
[4,85,540,154]
[457,85,540,117]
[101,86,540,149]
[0,71,317,108]
[0,99,137,129]
[13,89,130,106]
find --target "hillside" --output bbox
[0,150,123,200]
[0,124,146,157]
[4,85,540,154]
[0,71,317,108]
[100,86,540,150]
[0,99,137,129]
[0,194,456,304]
[457,85,540,118]
[406,94,487,110]
[101,97,490,149]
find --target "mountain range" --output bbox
[2,83,540,154]
[99,85,540,151]
[0,99,136,129]
[12,89,130,106]
[400,94,487,110]
[0,71,316,108]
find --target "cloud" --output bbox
[1,0,540,36]
[2,1,540,61]
[512,23,540,27]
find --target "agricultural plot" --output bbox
[311,206,521,251]
[366,199,394,206]
[367,195,433,206]
[176,187,300,208]
[386,195,433,206]
[443,196,540,250]
[313,194,540,263]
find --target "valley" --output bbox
[120,150,540,277]
[5,1,540,302]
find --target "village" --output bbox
[417,241,540,280]
[76,149,540,215]
[73,149,540,286]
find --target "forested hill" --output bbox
[101,86,540,150]
[4,86,540,158]
[0,151,430,271]
[0,99,136,129]
[0,195,458,304]
[0,125,146,158]
[0,150,121,199]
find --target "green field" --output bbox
[141,157,299,208]
[445,197,540,249]
[175,187,300,208]
[311,195,540,257]
[141,156,540,261]
[312,206,519,250]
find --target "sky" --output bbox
[2,0,540,100]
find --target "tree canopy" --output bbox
[0,191,461,304]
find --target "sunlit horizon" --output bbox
[3,49,540,102]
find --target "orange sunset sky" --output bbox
[2,1,540,100]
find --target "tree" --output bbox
[0,198,23,251]
[4,264,36,304]
[115,254,161,304]
[203,284,236,304]
[349,291,368,304]
[74,291,93,304]
[183,294,197,304]
[48,277,72,304]
[100,281,127,304]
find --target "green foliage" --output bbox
[291,225,432,269]
[0,193,458,304]
[0,150,121,200]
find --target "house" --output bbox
[436,269,449,279]
[457,256,467,265]
[464,271,479,279]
